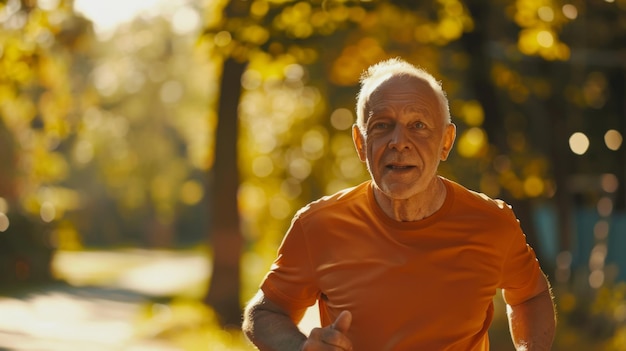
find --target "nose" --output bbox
[388,125,411,150]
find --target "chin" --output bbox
[379,184,420,200]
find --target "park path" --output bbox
[0,250,209,351]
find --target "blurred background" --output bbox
[0,0,624,350]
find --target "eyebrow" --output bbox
[403,105,431,116]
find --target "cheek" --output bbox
[365,142,383,163]
[367,137,387,153]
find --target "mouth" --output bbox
[386,164,416,170]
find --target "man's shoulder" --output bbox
[444,178,515,219]
[295,181,371,219]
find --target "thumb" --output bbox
[331,310,352,334]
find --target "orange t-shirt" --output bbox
[260,177,542,350]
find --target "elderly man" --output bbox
[243,58,556,351]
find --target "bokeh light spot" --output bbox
[537,6,554,22]
[594,220,609,240]
[589,269,604,289]
[180,180,204,205]
[40,202,56,223]
[252,156,274,177]
[523,176,544,197]
[597,197,613,217]
[601,173,619,193]
[289,158,311,180]
[0,197,7,213]
[38,0,60,11]
[214,31,232,47]
[537,30,554,48]
[569,132,589,155]
[160,80,183,104]
[604,129,623,150]
[461,100,484,127]
[330,108,354,130]
[269,196,291,220]
[457,127,487,158]
[302,129,325,160]
[171,6,200,35]
[562,4,578,19]
[0,213,9,232]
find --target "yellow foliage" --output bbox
[514,0,572,60]
[457,127,488,158]
[251,0,270,18]
[52,220,83,250]
[180,180,204,206]
[33,149,69,183]
[437,17,464,41]
[523,175,544,197]
[454,100,484,127]
[240,24,270,46]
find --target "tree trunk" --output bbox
[205,56,247,328]
[204,0,251,328]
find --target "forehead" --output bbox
[366,75,440,113]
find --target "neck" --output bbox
[373,177,447,222]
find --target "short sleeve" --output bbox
[498,210,543,305]
[260,215,319,318]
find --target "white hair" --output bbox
[355,58,451,132]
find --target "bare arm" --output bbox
[243,290,308,350]
[503,272,556,351]
[243,290,353,351]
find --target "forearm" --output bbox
[506,289,556,351]
[244,308,307,351]
[243,293,307,351]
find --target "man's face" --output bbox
[353,75,456,200]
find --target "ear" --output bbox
[352,124,367,162]
[441,123,456,161]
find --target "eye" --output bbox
[373,122,390,129]
[412,121,426,129]
[367,120,392,133]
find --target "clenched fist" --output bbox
[302,311,353,351]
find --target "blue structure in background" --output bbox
[533,205,626,283]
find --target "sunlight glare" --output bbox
[74,0,164,39]
[37,0,60,11]
[171,5,201,35]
